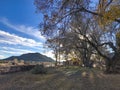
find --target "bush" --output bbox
[31,64,47,74]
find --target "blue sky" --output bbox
[0,0,54,59]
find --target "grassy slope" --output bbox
[0,67,120,90]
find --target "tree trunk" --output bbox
[105,52,120,73]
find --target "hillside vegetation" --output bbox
[1,53,54,62]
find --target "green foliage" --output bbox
[31,64,47,74]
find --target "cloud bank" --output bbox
[0,17,45,41]
[0,30,42,47]
[0,17,54,60]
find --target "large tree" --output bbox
[35,0,120,73]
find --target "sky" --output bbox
[0,0,54,59]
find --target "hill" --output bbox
[2,53,54,62]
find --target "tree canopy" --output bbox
[34,0,120,73]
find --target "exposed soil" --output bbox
[0,67,120,90]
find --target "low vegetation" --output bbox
[31,64,47,74]
[0,67,119,90]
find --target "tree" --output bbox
[34,0,120,73]
[96,0,120,26]
[45,37,59,66]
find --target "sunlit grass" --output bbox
[0,67,119,90]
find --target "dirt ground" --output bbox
[0,67,120,90]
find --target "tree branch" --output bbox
[81,7,120,23]
[99,42,117,52]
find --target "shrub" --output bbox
[31,64,47,74]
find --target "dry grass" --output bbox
[0,67,120,90]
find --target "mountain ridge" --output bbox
[1,52,54,62]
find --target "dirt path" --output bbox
[0,67,120,90]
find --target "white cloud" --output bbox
[0,46,38,59]
[0,30,42,47]
[42,50,55,60]
[0,18,54,59]
[0,17,46,41]
[1,49,33,55]
[1,46,33,54]
[0,55,5,59]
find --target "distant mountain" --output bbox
[2,53,54,62]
